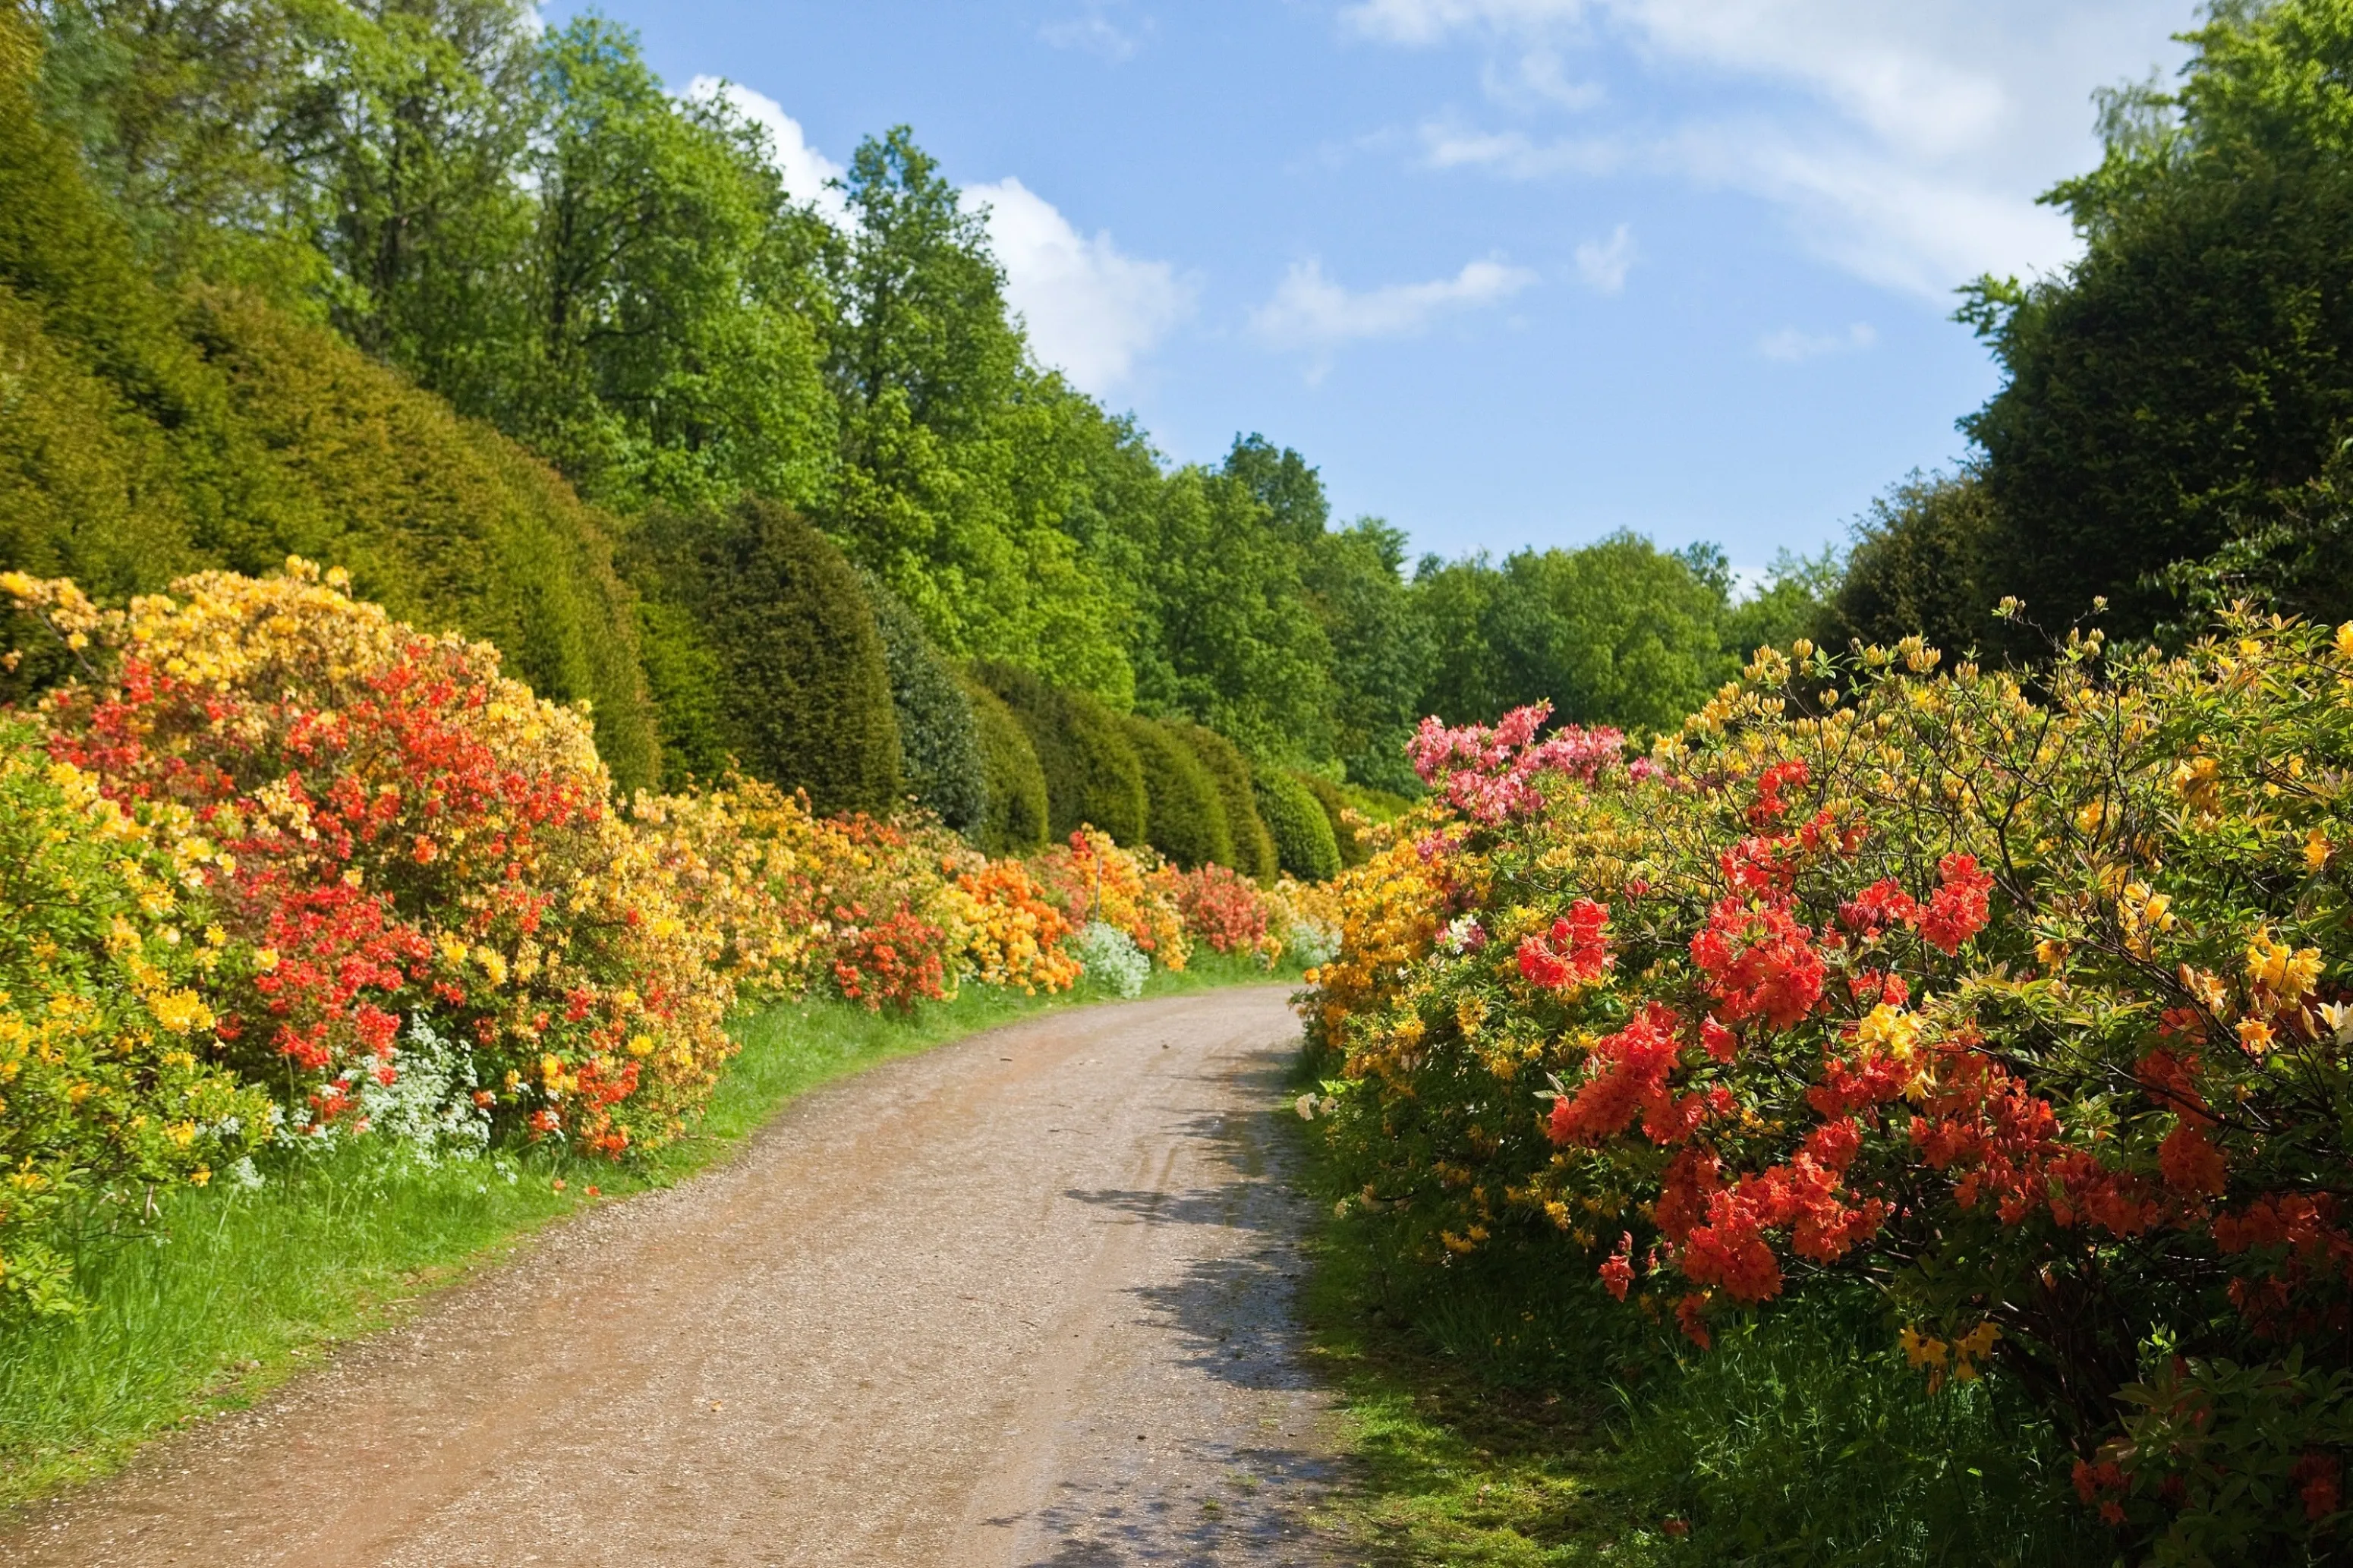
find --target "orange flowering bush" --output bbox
[1168,864,1274,960]
[952,857,1080,993]
[1306,617,2353,1560]
[1036,827,1189,973]
[3,563,732,1156]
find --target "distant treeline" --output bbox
[0,0,1822,826]
[17,0,2337,851]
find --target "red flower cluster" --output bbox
[1170,864,1271,955]
[1547,1004,1728,1147]
[1690,897,1825,1031]
[1517,899,1611,990]
[1918,852,1994,954]
[831,907,950,1012]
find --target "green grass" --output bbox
[1291,1116,2103,1567]
[0,952,1293,1507]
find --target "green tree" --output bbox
[1171,723,1277,883]
[1123,716,1230,870]
[1304,516,1432,793]
[1964,0,2353,640]
[1413,535,1728,734]
[516,19,833,513]
[821,128,1131,699]
[961,675,1049,854]
[1121,453,1335,763]
[861,570,984,833]
[1818,472,2000,654]
[976,663,1146,846]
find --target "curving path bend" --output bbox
[2,987,1343,1566]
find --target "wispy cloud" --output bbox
[1757,321,1877,362]
[1340,0,2194,296]
[1573,223,1636,292]
[688,77,849,227]
[969,177,1193,394]
[1041,2,1148,61]
[1249,257,1539,353]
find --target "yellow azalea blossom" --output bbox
[146,990,213,1035]
[2238,1017,2276,1056]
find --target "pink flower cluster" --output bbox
[1406,702,1633,825]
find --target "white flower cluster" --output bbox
[1074,920,1149,999]
[352,1015,493,1164]
[1285,918,1343,969]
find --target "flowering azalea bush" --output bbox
[1169,864,1275,961]
[952,856,1081,994]
[4,563,733,1156]
[1306,619,2353,1560]
[1036,827,1189,974]
[0,723,274,1315]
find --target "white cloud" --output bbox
[1251,256,1538,353]
[968,178,1194,394]
[1341,0,2197,297]
[1041,3,1148,60]
[1574,223,1636,291]
[688,77,849,227]
[1757,321,1877,361]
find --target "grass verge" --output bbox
[0,952,1294,1508]
[1290,1111,2101,1566]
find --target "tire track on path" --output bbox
[0,987,1342,1566]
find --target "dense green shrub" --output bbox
[628,499,901,815]
[977,663,1147,846]
[961,675,1050,854]
[1171,722,1277,883]
[0,36,665,786]
[1255,768,1341,881]
[1296,772,1370,870]
[1817,472,1999,658]
[861,571,984,833]
[1122,716,1231,869]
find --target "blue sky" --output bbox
[547,0,2198,574]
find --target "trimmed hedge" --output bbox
[187,291,662,791]
[1171,723,1278,883]
[1123,716,1232,870]
[961,675,1051,855]
[0,55,664,787]
[1296,772,1367,870]
[1255,768,1342,882]
[629,499,902,815]
[862,571,984,833]
[978,663,1147,846]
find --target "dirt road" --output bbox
[2,987,1343,1566]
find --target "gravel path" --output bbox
[1,987,1344,1566]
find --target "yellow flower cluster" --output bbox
[0,731,273,1316]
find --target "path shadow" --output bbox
[1020,1041,1344,1565]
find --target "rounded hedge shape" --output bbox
[978,663,1148,847]
[1171,722,1278,883]
[1255,768,1343,882]
[1124,716,1232,869]
[860,570,984,833]
[1296,772,1369,869]
[961,675,1051,854]
[630,499,901,816]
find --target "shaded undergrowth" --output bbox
[0,953,1288,1507]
